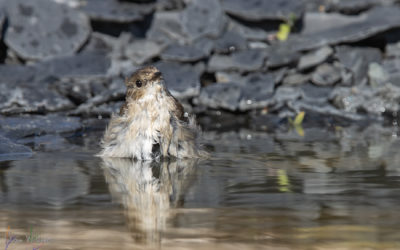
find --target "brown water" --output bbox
[1,125,400,250]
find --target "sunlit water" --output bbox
[1,125,400,250]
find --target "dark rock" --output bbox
[0,115,82,139]
[331,83,400,115]
[368,62,389,86]
[5,0,91,60]
[156,0,185,11]
[302,12,363,35]
[238,73,276,111]
[289,101,365,121]
[213,31,247,54]
[266,46,301,68]
[195,82,242,111]
[125,39,164,65]
[72,78,125,116]
[0,83,75,115]
[215,72,243,83]
[41,51,111,78]
[160,44,208,62]
[340,68,354,86]
[0,135,32,161]
[282,71,310,85]
[89,101,123,117]
[192,37,215,55]
[79,0,154,22]
[331,86,366,113]
[386,42,400,58]
[270,7,400,55]
[303,0,333,12]
[221,0,305,21]
[226,17,271,41]
[155,61,201,99]
[16,134,77,152]
[300,83,333,103]
[273,86,301,105]
[146,11,187,44]
[73,101,123,118]
[54,76,109,105]
[180,0,225,41]
[204,72,277,111]
[208,49,267,72]
[311,63,341,86]
[125,0,155,3]
[0,64,37,85]
[382,59,400,87]
[363,83,400,115]
[55,78,93,105]
[297,46,333,71]
[336,46,382,85]
[331,0,394,14]
[80,32,114,53]
[0,8,4,40]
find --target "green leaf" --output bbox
[293,111,305,125]
[277,169,291,192]
[277,23,291,41]
[294,124,304,137]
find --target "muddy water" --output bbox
[1,125,400,250]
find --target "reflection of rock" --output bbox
[3,154,90,206]
[0,135,32,161]
[101,157,198,244]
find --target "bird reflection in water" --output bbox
[100,157,198,245]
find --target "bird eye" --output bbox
[136,80,142,88]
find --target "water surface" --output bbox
[1,125,400,249]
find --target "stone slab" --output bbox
[160,44,208,62]
[180,0,225,41]
[80,0,154,22]
[0,115,82,139]
[155,61,201,99]
[5,0,91,60]
[0,83,75,115]
[208,49,267,72]
[221,0,305,21]
[297,46,333,71]
[270,7,400,54]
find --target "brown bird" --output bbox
[99,66,204,160]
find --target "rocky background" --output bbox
[2,0,400,156]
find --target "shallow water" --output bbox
[1,125,400,250]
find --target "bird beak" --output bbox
[152,71,162,81]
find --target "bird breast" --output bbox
[126,88,173,140]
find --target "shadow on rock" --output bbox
[100,157,198,245]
